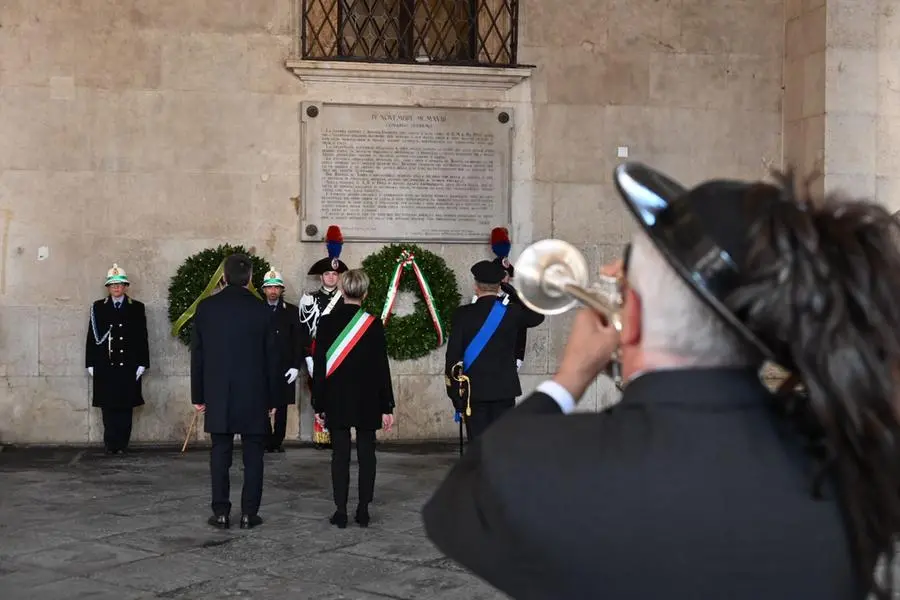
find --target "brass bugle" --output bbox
[513,239,624,387]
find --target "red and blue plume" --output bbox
[490,227,510,259]
[326,225,343,259]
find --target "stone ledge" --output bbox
[284,59,532,91]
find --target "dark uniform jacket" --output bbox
[267,299,303,407]
[190,285,280,435]
[423,368,859,600]
[85,295,149,409]
[445,295,544,402]
[501,282,528,362]
[311,303,395,431]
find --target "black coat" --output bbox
[423,368,858,600]
[445,295,544,401]
[311,303,395,431]
[190,285,280,435]
[501,283,528,361]
[267,299,303,407]
[85,295,149,409]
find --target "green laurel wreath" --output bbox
[361,244,461,361]
[167,244,270,346]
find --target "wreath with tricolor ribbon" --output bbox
[361,244,461,361]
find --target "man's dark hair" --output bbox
[224,253,252,287]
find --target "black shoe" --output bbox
[355,506,370,528]
[275,446,285,453]
[240,514,263,529]
[329,511,348,529]
[207,515,230,529]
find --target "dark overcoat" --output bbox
[311,303,395,431]
[85,295,149,409]
[423,368,859,600]
[190,285,280,435]
[444,295,544,401]
[501,282,528,362]
[268,299,303,407]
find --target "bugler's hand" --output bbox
[553,308,619,402]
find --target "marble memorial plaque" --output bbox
[300,102,513,243]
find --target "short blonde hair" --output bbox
[340,269,370,300]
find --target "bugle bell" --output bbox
[514,239,624,388]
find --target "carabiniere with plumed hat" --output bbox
[299,225,350,449]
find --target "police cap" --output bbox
[470,260,505,284]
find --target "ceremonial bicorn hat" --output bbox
[490,227,514,277]
[308,225,349,275]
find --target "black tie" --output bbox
[115,301,121,310]
[271,305,277,312]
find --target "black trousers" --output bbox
[465,398,515,441]
[101,407,133,451]
[266,407,288,450]
[330,428,377,512]
[209,433,265,517]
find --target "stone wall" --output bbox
[0,0,784,444]
[783,0,900,211]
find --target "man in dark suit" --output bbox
[191,254,279,530]
[261,269,303,453]
[445,260,544,441]
[423,163,873,599]
[85,263,149,455]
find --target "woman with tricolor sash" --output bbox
[312,269,396,529]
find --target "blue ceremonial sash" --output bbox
[462,300,508,371]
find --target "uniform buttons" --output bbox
[119,337,123,340]
[118,324,122,328]
[119,362,124,366]
[119,349,124,353]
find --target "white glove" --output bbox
[285,368,299,384]
[136,366,146,381]
[305,356,314,376]
[516,359,523,371]
[87,367,94,377]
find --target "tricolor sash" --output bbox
[326,309,376,378]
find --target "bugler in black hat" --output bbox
[613,162,786,367]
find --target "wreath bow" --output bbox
[380,249,444,346]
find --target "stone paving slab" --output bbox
[0,445,505,600]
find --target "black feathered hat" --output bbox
[308,225,349,276]
[613,162,786,366]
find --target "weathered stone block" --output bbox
[394,375,457,440]
[0,376,89,443]
[38,307,85,377]
[826,49,878,114]
[876,115,900,175]
[0,306,39,376]
[825,112,877,174]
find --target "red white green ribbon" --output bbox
[326,308,376,377]
[380,249,444,346]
